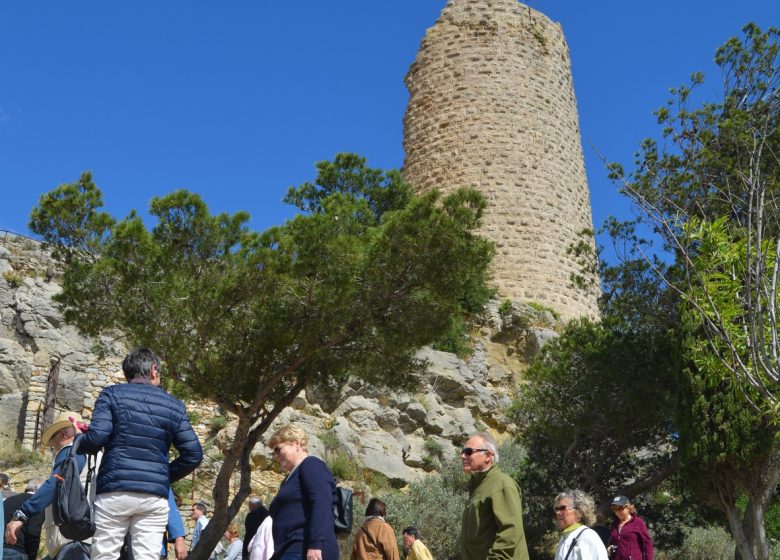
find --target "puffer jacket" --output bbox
[78,378,202,497]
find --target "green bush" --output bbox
[318,429,339,452]
[499,299,513,315]
[383,458,469,559]
[209,415,227,433]
[659,526,734,560]
[172,478,193,500]
[424,437,444,459]
[0,438,45,468]
[327,452,360,481]
[2,270,23,288]
[432,315,473,357]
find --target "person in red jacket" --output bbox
[606,496,653,560]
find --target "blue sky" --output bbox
[1,1,776,255]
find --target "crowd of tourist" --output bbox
[2,347,654,560]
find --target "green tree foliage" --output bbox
[606,24,780,560]
[28,153,494,560]
[613,23,780,411]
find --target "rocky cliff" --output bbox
[0,233,557,491]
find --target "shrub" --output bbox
[318,429,339,452]
[327,452,360,481]
[663,526,735,560]
[209,415,227,433]
[0,438,45,468]
[384,461,466,559]
[499,299,513,315]
[2,270,23,288]
[424,437,444,459]
[432,315,473,356]
[362,470,390,492]
[172,478,193,500]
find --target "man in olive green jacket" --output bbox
[460,432,529,560]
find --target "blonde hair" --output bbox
[269,424,308,451]
[226,522,240,538]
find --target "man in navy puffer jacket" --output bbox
[76,348,203,560]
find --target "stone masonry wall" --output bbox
[402,0,600,322]
[0,232,125,449]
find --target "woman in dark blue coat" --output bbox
[268,425,338,560]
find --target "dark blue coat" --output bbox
[78,378,202,498]
[269,456,338,560]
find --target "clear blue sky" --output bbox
[1,1,776,253]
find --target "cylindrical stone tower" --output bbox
[402,0,600,321]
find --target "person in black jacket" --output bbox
[75,347,203,560]
[242,497,268,560]
[3,479,45,560]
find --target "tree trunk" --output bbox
[725,504,756,560]
[187,380,307,560]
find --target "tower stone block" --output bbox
[402,0,600,321]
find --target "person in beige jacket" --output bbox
[350,498,399,560]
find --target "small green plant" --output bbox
[528,301,560,321]
[432,315,473,356]
[188,410,204,425]
[209,415,227,433]
[362,470,391,492]
[327,451,360,481]
[424,437,444,459]
[421,455,440,471]
[2,270,23,288]
[172,478,193,500]
[318,429,339,452]
[498,299,513,315]
[0,439,45,468]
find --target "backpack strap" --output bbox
[563,527,590,560]
[361,524,384,555]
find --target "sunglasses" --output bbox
[611,505,627,510]
[553,505,573,513]
[461,447,489,456]
[272,445,284,456]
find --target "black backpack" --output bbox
[333,483,353,536]
[52,435,97,541]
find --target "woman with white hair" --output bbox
[553,490,608,560]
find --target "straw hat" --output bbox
[41,410,83,447]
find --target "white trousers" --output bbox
[91,491,168,560]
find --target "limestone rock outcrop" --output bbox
[0,237,555,489]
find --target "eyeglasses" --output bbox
[553,505,573,513]
[460,447,490,456]
[611,505,627,510]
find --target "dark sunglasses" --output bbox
[461,447,489,456]
[553,505,573,512]
[272,446,283,456]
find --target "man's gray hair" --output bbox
[248,496,263,506]
[555,489,597,526]
[25,478,46,493]
[122,347,160,381]
[470,431,500,463]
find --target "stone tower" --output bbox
[402,0,600,321]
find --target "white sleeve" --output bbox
[250,516,274,560]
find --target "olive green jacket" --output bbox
[461,465,530,560]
